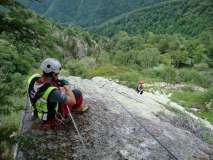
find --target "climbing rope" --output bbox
[119,91,144,103]
[66,105,91,160]
[97,83,178,159]
[110,93,179,160]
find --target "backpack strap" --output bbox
[42,86,57,99]
[28,74,40,99]
[27,74,40,85]
[31,83,52,106]
[27,74,52,106]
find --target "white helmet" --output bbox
[40,58,62,74]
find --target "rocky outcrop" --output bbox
[72,38,86,58]
[16,77,213,160]
[52,30,87,58]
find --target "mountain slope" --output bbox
[16,0,53,14]
[17,76,213,160]
[94,0,213,36]
[17,0,168,27]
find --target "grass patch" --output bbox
[197,112,213,124]
[87,63,142,88]
[87,63,128,78]
[170,91,204,108]
[170,89,213,124]
[86,63,159,88]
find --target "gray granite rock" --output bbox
[16,76,213,160]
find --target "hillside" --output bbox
[0,1,97,159]
[17,0,167,27]
[16,76,213,160]
[94,0,213,37]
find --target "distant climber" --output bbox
[136,80,144,94]
[27,58,89,129]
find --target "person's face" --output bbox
[52,72,59,81]
[138,83,143,88]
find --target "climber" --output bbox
[136,80,144,94]
[27,58,89,129]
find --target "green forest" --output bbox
[0,0,213,159]
[94,0,213,37]
[18,0,167,26]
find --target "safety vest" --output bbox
[27,74,58,121]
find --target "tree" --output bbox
[171,50,189,68]
[137,48,160,68]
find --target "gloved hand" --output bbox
[57,79,70,86]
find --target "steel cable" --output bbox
[110,93,179,160]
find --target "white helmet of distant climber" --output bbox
[40,58,62,74]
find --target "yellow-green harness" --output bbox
[27,74,58,120]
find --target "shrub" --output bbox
[160,53,172,65]
[116,70,141,88]
[153,65,177,82]
[178,69,210,87]
[79,57,96,69]
[200,130,213,144]
[87,63,126,78]
[114,50,131,65]
[64,59,87,77]
[178,69,200,82]
[170,50,189,68]
[96,51,113,64]
[202,87,213,107]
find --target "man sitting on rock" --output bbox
[27,58,88,129]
